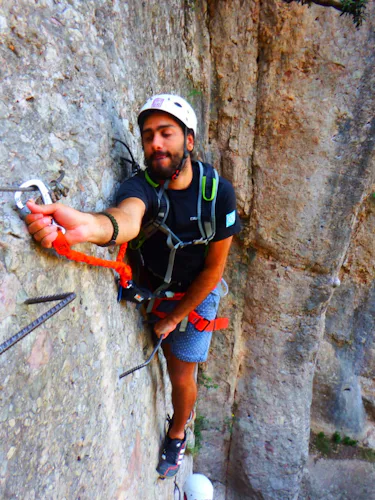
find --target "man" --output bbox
[25,94,241,478]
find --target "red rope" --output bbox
[52,231,132,287]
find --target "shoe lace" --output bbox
[163,435,184,464]
[166,413,173,428]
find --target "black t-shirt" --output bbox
[116,162,241,289]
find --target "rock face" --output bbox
[195,1,375,500]
[0,1,198,498]
[0,1,374,499]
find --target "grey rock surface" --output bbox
[0,0,198,498]
[1,0,374,499]
[300,456,375,500]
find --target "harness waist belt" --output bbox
[187,310,229,332]
[150,296,229,332]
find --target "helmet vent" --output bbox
[174,102,182,107]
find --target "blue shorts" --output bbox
[152,284,222,363]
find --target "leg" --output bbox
[163,342,196,440]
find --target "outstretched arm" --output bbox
[24,197,145,248]
[153,236,233,338]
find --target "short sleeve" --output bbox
[115,174,152,212]
[213,177,241,241]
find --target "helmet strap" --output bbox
[171,127,189,180]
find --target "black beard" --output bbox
[144,151,185,181]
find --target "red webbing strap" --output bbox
[52,231,132,287]
[188,309,229,332]
[150,298,229,332]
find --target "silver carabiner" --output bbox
[14,179,66,234]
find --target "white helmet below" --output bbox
[138,94,197,137]
[183,473,214,500]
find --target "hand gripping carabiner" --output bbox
[14,179,66,233]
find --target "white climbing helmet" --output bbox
[138,94,197,137]
[183,473,214,500]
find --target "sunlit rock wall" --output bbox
[0,1,205,498]
[1,1,374,499]
[226,2,374,499]
[194,1,375,500]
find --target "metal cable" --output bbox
[0,293,76,356]
[0,170,67,194]
[0,186,37,192]
[174,477,182,499]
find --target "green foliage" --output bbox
[283,0,368,28]
[313,431,375,462]
[315,432,332,455]
[187,89,203,98]
[342,436,358,446]
[223,416,234,434]
[330,431,357,446]
[186,414,207,457]
[224,403,238,435]
[198,371,219,390]
[361,449,375,462]
[332,431,342,443]
[340,0,368,27]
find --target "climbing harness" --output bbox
[116,161,219,308]
[0,293,76,356]
[124,161,229,332]
[118,160,230,335]
[149,293,229,333]
[119,334,164,379]
[125,161,219,292]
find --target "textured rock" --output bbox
[312,194,375,445]
[201,1,375,499]
[301,456,375,500]
[1,0,375,499]
[0,1,198,498]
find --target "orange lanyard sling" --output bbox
[52,231,132,287]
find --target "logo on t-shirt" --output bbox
[226,210,236,228]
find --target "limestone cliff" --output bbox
[0,1,374,499]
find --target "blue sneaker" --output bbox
[156,432,187,478]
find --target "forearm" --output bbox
[88,208,140,245]
[167,267,222,325]
[25,197,144,249]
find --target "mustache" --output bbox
[150,151,170,160]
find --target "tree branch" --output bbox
[283,0,342,11]
[282,0,368,27]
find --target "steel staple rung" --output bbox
[0,293,76,356]
[119,334,164,379]
[25,293,73,304]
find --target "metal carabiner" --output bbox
[14,179,66,234]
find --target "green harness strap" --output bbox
[130,161,219,286]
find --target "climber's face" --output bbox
[141,111,194,180]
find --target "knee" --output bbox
[170,371,195,390]
[168,362,196,389]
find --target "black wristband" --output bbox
[98,212,119,247]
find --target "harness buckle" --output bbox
[14,179,66,233]
[193,317,211,332]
